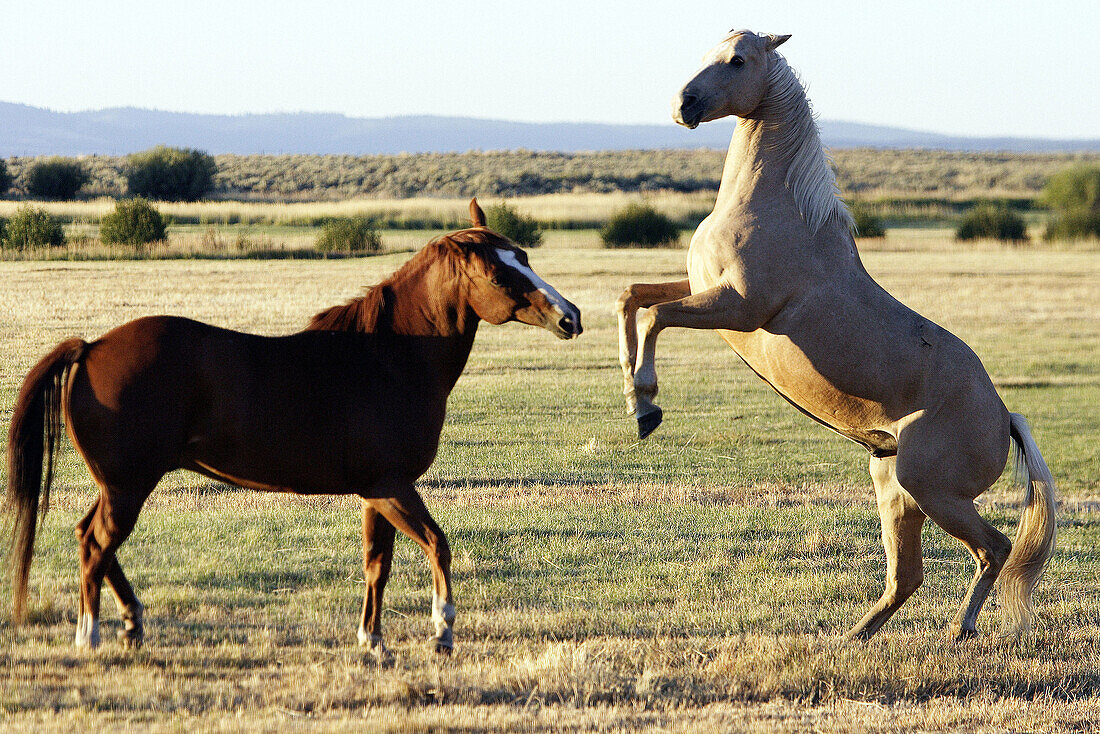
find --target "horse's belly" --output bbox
[716,328,900,454]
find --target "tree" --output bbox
[2,206,65,249]
[1042,165,1100,241]
[315,216,382,253]
[956,201,1028,243]
[484,202,543,247]
[26,158,88,200]
[100,198,168,247]
[125,146,217,201]
[600,203,680,248]
[0,158,12,197]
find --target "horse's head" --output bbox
[672,29,790,128]
[446,199,582,340]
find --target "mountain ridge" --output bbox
[3,101,1097,156]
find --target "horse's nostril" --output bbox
[559,315,576,333]
[681,92,698,109]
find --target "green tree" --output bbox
[848,201,886,238]
[1042,165,1100,240]
[26,158,88,200]
[100,198,168,247]
[125,146,217,201]
[600,203,680,248]
[315,215,382,253]
[956,201,1028,243]
[0,158,12,197]
[2,206,65,249]
[484,202,543,247]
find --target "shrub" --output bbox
[315,215,382,253]
[484,202,543,247]
[600,203,680,248]
[0,158,11,197]
[1042,165,1100,214]
[1042,165,1100,241]
[2,206,65,249]
[125,146,217,201]
[25,158,88,200]
[849,202,886,238]
[1044,210,1100,241]
[100,198,168,247]
[955,201,1028,242]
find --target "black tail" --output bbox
[6,338,85,624]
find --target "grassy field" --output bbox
[0,235,1098,731]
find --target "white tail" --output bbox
[998,413,1057,638]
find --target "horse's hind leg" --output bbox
[919,497,1011,640]
[75,487,150,649]
[895,451,1012,640]
[847,455,927,640]
[357,501,396,659]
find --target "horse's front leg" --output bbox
[633,285,763,438]
[368,488,455,654]
[357,500,396,661]
[615,280,691,416]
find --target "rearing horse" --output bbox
[7,199,582,655]
[616,30,1055,640]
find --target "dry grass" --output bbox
[0,192,717,230]
[0,239,1097,731]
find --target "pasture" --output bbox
[1,238,1098,731]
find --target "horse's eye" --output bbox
[490,276,504,288]
[730,55,745,68]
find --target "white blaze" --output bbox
[495,248,579,327]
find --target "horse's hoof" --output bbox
[430,634,454,656]
[118,629,144,649]
[637,408,663,439]
[951,627,979,643]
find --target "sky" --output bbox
[1,0,1098,139]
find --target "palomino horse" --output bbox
[7,199,581,655]
[616,31,1055,640]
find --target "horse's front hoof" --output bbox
[637,407,663,439]
[951,627,979,643]
[430,628,454,655]
[117,628,144,649]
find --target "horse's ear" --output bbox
[765,34,791,51]
[469,198,486,227]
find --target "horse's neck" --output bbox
[308,253,480,394]
[714,117,797,213]
[713,63,851,241]
[385,269,480,391]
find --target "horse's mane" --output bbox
[756,53,854,235]
[307,285,390,332]
[305,229,507,333]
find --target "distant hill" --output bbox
[3,102,1098,156]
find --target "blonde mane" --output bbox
[756,53,853,235]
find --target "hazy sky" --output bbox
[2,1,1098,139]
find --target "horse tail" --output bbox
[6,338,86,624]
[998,412,1057,639]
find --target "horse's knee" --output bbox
[615,285,638,314]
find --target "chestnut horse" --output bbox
[617,30,1055,640]
[7,199,581,655]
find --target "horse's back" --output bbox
[65,315,446,493]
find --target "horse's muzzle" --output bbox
[557,312,582,339]
[672,92,705,129]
